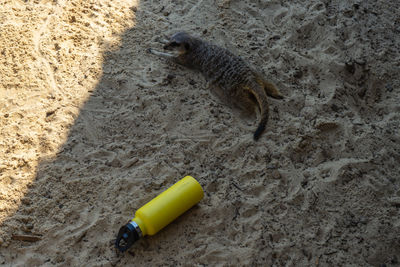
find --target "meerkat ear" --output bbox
[184,43,190,50]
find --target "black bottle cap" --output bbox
[115,222,141,252]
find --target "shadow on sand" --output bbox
[0,3,209,266]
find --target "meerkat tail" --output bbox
[246,83,270,141]
[253,109,269,140]
[253,101,269,141]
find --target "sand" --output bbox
[0,0,399,266]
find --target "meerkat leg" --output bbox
[206,74,224,89]
[154,36,169,44]
[147,48,176,59]
[263,80,284,99]
[255,74,284,99]
[208,83,229,106]
[234,89,258,116]
[158,38,170,44]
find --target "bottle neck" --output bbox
[132,216,147,236]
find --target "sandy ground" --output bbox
[1,0,400,266]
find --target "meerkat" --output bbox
[148,32,283,140]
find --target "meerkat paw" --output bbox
[155,37,169,44]
[271,92,284,100]
[148,48,176,59]
[263,81,284,100]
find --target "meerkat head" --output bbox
[163,32,194,54]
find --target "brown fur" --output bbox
[149,32,283,140]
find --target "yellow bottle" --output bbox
[115,176,204,252]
